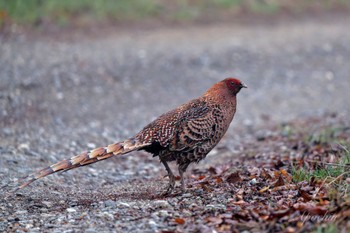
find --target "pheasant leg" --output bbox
[161,160,175,194]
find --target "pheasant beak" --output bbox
[241,83,248,88]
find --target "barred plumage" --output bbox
[13,78,246,194]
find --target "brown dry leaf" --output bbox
[293,203,328,215]
[280,169,289,177]
[299,189,312,202]
[229,200,247,205]
[297,221,303,228]
[174,218,185,225]
[197,175,206,180]
[274,170,281,178]
[340,209,350,217]
[270,209,290,219]
[217,224,231,231]
[286,226,296,233]
[208,166,217,174]
[261,169,272,179]
[318,199,329,205]
[273,175,285,187]
[226,172,242,183]
[215,177,223,183]
[259,186,270,193]
[206,216,223,225]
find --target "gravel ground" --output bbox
[1,14,350,232]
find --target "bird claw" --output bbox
[159,175,176,196]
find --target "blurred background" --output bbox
[1,0,350,28]
[0,0,350,146]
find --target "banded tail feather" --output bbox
[10,138,150,193]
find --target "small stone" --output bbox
[42,201,53,208]
[116,202,130,208]
[182,193,192,198]
[104,200,116,208]
[158,210,169,217]
[205,204,226,211]
[15,210,28,215]
[154,200,170,209]
[102,212,114,220]
[66,208,76,213]
[205,204,215,211]
[87,143,96,149]
[194,188,204,195]
[249,178,257,185]
[85,229,97,233]
[147,220,157,229]
[25,223,34,229]
[2,127,13,136]
[189,203,198,210]
[18,143,30,151]
[182,210,192,217]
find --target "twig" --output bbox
[326,171,350,186]
[305,160,350,167]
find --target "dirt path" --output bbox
[1,14,350,232]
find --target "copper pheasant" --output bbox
[14,78,247,194]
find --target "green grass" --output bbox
[1,0,349,27]
[0,0,161,26]
[315,224,339,233]
[292,149,350,183]
[307,127,347,145]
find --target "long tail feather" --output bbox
[11,138,150,193]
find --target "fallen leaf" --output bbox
[280,169,288,177]
[217,224,231,231]
[215,177,223,183]
[273,175,285,187]
[259,186,270,193]
[299,189,312,202]
[286,226,296,233]
[293,203,328,215]
[208,166,217,174]
[261,169,272,179]
[174,218,185,225]
[270,209,290,219]
[206,216,223,225]
[274,170,280,178]
[226,172,242,183]
[297,221,303,228]
[341,209,350,217]
[229,200,247,205]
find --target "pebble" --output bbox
[66,208,77,213]
[104,200,116,208]
[87,143,96,149]
[25,223,34,229]
[158,210,169,217]
[182,193,192,198]
[116,202,130,208]
[153,200,170,209]
[182,210,192,217]
[42,201,53,208]
[18,143,30,151]
[147,220,158,229]
[189,203,199,210]
[249,178,257,185]
[205,204,226,211]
